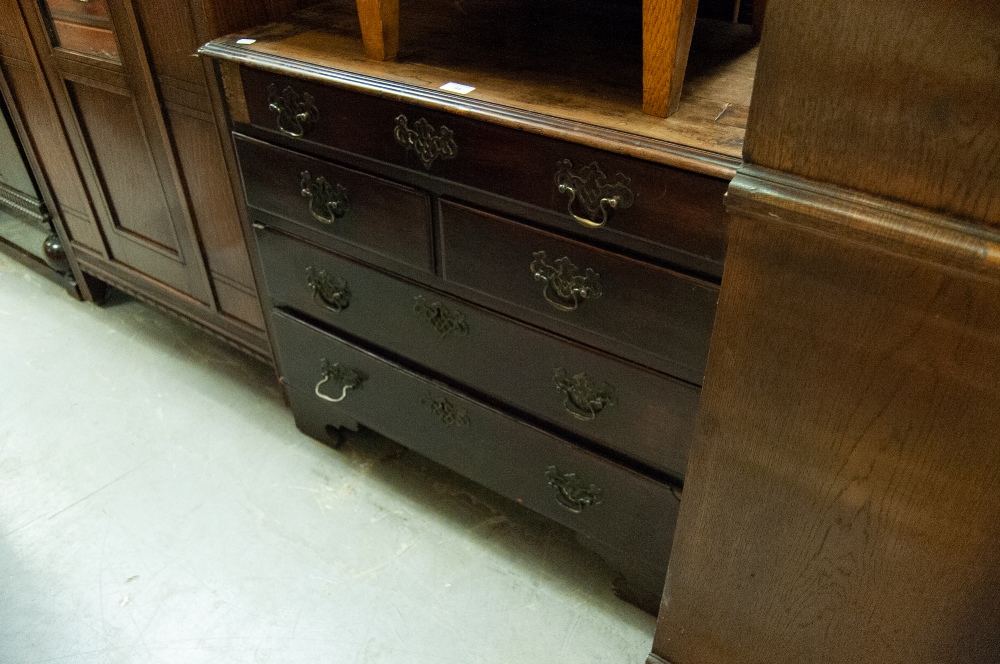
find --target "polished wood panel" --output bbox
[168,111,256,292]
[131,0,265,332]
[744,0,1000,229]
[236,134,435,274]
[439,200,717,385]
[67,80,177,251]
[654,203,1000,664]
[256,225,700,477]
[652,1,1000,660]
[51,21,118,60]
[273,309,680,610]
[132,0,206,92]
[214,275,265,330]
[48,0,110,20]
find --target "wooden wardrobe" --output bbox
[0,0,311,358]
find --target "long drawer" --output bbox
[271,310,680,572]
[240,68,728,277]
[255,225,698,477]
[439,199,718,385]
[235,134,434,274]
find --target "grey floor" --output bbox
[0,252,655,663]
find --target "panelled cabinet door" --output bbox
[128,0,263,329]
[25,0,213,302]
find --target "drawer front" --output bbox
[256,226,698,477]
[439,200,717,384]
[241,68,728,276]
[272,310,679,567]
[235,134,434,273]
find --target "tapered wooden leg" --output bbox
[642,0,700,117]
[356,0,399,61]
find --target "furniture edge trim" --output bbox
[0,181,48,222]
[645,653,672,664]
[197,39,741,180]
[727,165,1000,280]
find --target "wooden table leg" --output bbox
[643,0,699,117]
[356,0,399,61]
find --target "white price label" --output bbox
[439,82,476,95]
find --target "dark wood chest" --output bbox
[203,3,751,609]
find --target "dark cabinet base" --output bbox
[285,366,673,615]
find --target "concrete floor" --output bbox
[0,252,656,663]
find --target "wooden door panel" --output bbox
[0,5,107,256]
[50,21,119,60]
[131,0,205,92]
[66,79,180,253]
[168,109,249,284]
[167,106,262,327]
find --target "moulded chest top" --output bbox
[200,0,759,179]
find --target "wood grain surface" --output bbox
[356,0,398,61]
[642,0,699,117]
[745,0,1000,229]
[654,206,1000,663]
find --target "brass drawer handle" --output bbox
[530,251,603,312]
[545,466,603,513]
[267,84,318,138]
[413,295,469,337]
[552,369,616,421]
[314,359,366,403]
[555,160,634,229]
[306,266,351,313]
[394,114,457,170]
[300,170,349,224]
[423,395,470,427]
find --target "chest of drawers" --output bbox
[205,18,740,609]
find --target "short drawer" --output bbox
[271,310,679,573]
[255,226,698,477]
[240,68,728,276]
[235,134,434,273]
[439,200,717,385]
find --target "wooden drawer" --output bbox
[271,310,679,575]
[439,200,717,385]
[235,134,434,273]
[255,225,698,477]
[240,68,729,276]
